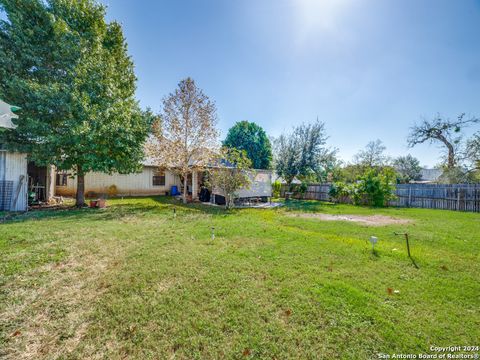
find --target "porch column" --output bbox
[192,170,198,201]
[46,165,56,202]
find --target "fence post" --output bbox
[408,187,412,207]
[457,189,460,211]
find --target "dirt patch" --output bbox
[289,213,412,226]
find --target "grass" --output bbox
[0,197,479,359]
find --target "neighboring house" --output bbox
[271,172,301,185]
[0,99,28,211]
[415,168,443,183]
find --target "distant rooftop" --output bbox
[419,168,443,182]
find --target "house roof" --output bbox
[271,172,301,184]
[419,168,443,182]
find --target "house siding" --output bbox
[55,167,181,197]
[0,150,28,211]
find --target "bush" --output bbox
[290,182,308,198]
[356,168,396,207]
[107,184,118,197]
[329,169,396,207]
[329,182,351,203]
[272,180,282,198]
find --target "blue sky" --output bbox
[21,1,480,165]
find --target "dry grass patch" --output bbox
[288,212,412,226]
[1,235,132,360]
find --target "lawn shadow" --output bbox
[281,199,336,213]
[150,196,234,216]
[1,196,237,224]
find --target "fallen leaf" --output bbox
[285,309,292,317]
[387,288,393,295]
[11,330,21,337]
[243,348,251,356]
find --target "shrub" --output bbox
[299,182,308,194]
[356,168,396,207]
[272,180,282,198]
[329,182,351,203]
[107,185,118,198]
[290,182,308,198]
[329,169,396,207]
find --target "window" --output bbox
[56,173,68,186]
[153,172,165,186]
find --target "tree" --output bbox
[148,78,219,204]
[353,139,389,168]
[273,133,300,186]
[207,147,252,209]
[274,120,335,186]
[223,121,272,169]
[465,133,480,174]
[0,0,150,206]
[407,113,479,169]
[393,154,422,183]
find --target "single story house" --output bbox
[271,172,301,185]
[55,163,273,203]
[2,98,272,209]
[55,164,181,198]
[413,168,444,184]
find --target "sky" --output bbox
[14,0,480,166]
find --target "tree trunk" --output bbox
[437,135,456,169]
[225,193,233,210]
[76,170,86,207]
[447,144,456,169]
[287,180,293,192]
[182,173,188,204]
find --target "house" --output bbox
[414,168,443,184]
[55,162,273,203]
[0,99,28,211]
[271,172,301,185]
[55,165,181,198]
[2,97,271,207]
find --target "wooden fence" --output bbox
[280,183,480,212]
[392,184,480,212]
[280,184,332,201]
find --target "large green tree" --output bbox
[393,154,422,183]
[274,120,336,186]
[223,120,272,169]
[0,0,151,206]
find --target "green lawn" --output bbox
[1,197,479,359]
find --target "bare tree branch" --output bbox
[147,78,219,203]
